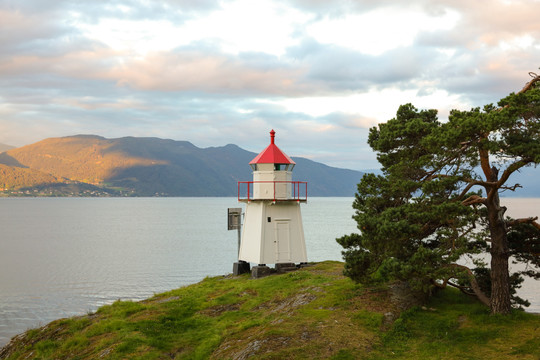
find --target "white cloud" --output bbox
[268,87,465,124]
[181,0,310,56]
[77,17,183,55]
[306,6,461,55]
[499,34,536,51]
[76,0,310,56]
[1,0,540,170]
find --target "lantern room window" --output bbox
[273,164,295,171]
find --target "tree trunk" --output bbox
[487,193,512,314]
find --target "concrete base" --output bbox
[275,262,297,274]
[233,261,251,276]
[251,265,272,279]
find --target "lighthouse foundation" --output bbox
[251,265,272,279]
[232,261,251,276]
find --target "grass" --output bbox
[369,289,540,360]
[1,261,538,360]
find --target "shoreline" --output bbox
[1,262,539,360]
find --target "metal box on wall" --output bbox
[227,208,242,230]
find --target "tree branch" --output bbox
[462,194,486,206]
[479,149,494,182]
[457,178,491,201]
[499,183,523,192]
[506,216,540,230]
[497,159,532,189]
[446,264,491,307]
[431,276,485,299]
[517,72,540,94]
[446,281,477,296]
[430,278,448,289]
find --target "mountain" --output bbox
[0,135,363,196]
[0,164,59,189]
[357,168,539,197]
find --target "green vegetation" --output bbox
[1,262,538,360]
[371,289,540,360]
[338,72,540,314]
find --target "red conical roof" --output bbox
[249,129,295,165]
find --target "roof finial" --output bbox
[270,129,275,144]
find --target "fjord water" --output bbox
[0,197,356,346]
[0,197,538,347]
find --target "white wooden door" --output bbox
[274,221,291,262]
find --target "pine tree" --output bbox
[338,72,540,314]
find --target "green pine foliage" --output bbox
[338,72,540,314]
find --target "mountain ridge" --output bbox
[1,135,537,197]
[0,135,364,196]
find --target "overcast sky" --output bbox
[1,0,539,170]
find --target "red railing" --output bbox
[238,181,307,202]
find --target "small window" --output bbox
[274,164,281,171]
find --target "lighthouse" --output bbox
[236,130,307,277]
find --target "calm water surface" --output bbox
[0,197,538,346]
[0,197,356,346]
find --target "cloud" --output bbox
[1,0,540,171]
[289,39,443,93]
[110,49,311,96]
[0,8,71,55]
[412,0,540,102]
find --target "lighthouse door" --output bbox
[274,221,291,262]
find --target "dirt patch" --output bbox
[271,293,317,314]
[253,292,317,315]
[200,303,242,317]
[226,336,292,360]
[144,296,180,304]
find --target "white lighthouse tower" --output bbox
[237,130,307,277]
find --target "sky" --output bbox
[1,0,539,170]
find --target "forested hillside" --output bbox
[0,135,363,196]
[0,164,59,189]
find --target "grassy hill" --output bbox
[0,135,363,196]
[1,262,538,360]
